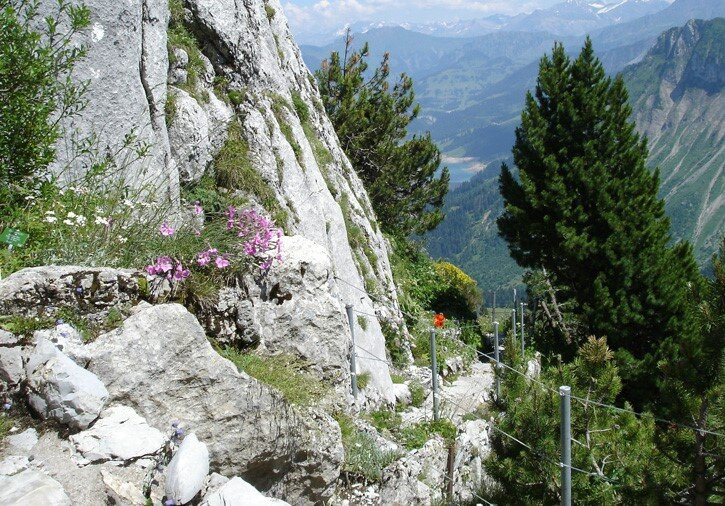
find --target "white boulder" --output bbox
[0,346,24,385]
[25,338,108,430]
[0,469,72,505]
[203,476,290,506]
[165,433,209,504]
[70,405,165,464]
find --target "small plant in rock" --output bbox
[356,371,371,390]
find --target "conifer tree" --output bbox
[315,31,449,236]
[497,39,702,394]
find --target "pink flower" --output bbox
[145,264,159,275]
[215,255,230,269]
[159,222,175,237]
[172,263,190,281]
[193,201,203,216]
[156,256,173,273]
[197,250,211,267]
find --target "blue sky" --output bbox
[281,0,562,40]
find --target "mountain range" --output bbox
[297,0,673,45]
[302,0,725,183]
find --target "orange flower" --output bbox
[433,313,445,328]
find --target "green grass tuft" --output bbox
[399,419,457,450]
[221,348,328,406]
[214,120,289,231]
[334,413,402,482]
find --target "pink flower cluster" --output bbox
[227,206,283,271]
[196,248,230,269]
[145,256,190,281]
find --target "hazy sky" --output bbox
[282,0,563,39]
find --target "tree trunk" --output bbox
[693,399,709,506]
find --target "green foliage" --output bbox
[388,236,484,361]
[651,238,725,503]
[264,3,275,21]
[164,88,178,126]
[390,373,405,384]
[357,315,368,331]
[0,415,13,442]
[335,413,401,482]
[432,261,482,320]
[227,89,246,106]
[291,91,310,123]
[214,120,288,231]
[380,320,408,367]
[409,380,425,407]
[399,419,457,450]
[356,371,370,390]
[221,348,328,406]
[368,408,401,435]
[485,336,674,504]
[497,38,703,403]
[315,31,449,235]
[0,315,54,338]
[0,0,90,212]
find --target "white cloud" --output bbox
[282,0,556,41]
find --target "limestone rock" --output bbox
[0,347,24,385]
[0,266,143,319]
[85,303,343,504]
[39,0,177,200]
[168,47,189,85]
[203,476,290,506]
[166,433,209,504]
[25,338,108,430]
[70,405,165,464]
[0,456,30,476]
[6,429,39,453]
[34,324,88,364]
[0,469,72,505]
[379,437,448,506]
[101,469,147,505]
[391,383,411,406]
[203,235,352,386]
[168,87,213,183]
[0,329,19,346]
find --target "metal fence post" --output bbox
[345,305,358,399]
[511,308,516,342]
[520,302,526,357]
[560,385,572,506]
[493,321,500,400]
[492,290,496,323]
[430,328,440,421]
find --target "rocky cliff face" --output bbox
[624,17,724,264]
[45,0,404,402]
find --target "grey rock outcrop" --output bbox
[47,0,177,201]
[85,303,343,504]
[6,429,39,453]
[203,476,291,506]
[0,469,72,505]
[70,405,165,464]
[167,87,215,183]
[203,235,352,388]
[25,338,108,430]
[0,347,24,386]
[0,266,144,319]
[34,324,89,364]
[40,0,408,401]
[165,432,209,504]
